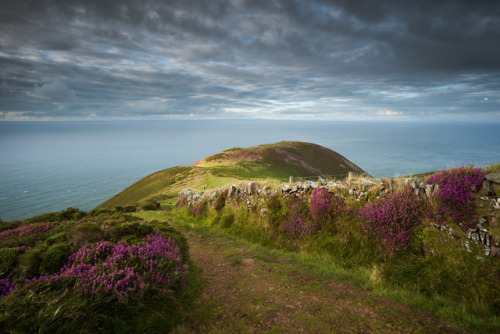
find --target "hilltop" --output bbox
[99,141,365,209]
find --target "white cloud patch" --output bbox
[378,109,403,116]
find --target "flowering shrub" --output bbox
[279,216,318,239]
[279,197,317,239]
[358,188,426,255]
[0,278,15,296]
[0,222,55,240]
[190,201,207,218]
[174,197,187,209]
[0,222,58,248]
[29,232,188,301]
[426,167,485,230]
[310,188,346,230]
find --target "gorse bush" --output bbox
[358,187,427,255]
[310,188,346,231]
[426,166,486,230]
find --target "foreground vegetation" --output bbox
[0,208,200,333]
[173,166,500,333]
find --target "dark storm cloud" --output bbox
[0,0,499,120]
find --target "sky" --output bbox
[1,0,499,121]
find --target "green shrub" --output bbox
[124,205,137,212]
[213,190,228,211]
[110,221,154,241]
[40,243,71,274]
[0,248,18,272]
[69,223,105,248]
[142,201,160,211]
[44,231,68,246]
[17,249,42,279]
[89,208,114,217]
[221,211,235,228]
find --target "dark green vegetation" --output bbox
[100,141,365,209]
[0,208,201,333]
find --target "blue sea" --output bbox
[1,120,499,221]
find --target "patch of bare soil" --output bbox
[173,231,460,333]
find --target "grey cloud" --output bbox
[0,0,499,120]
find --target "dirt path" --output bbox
[172,229,459,333]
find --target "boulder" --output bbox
[485,173,500,183]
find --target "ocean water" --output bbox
[1,120,499,221]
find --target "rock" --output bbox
[425,184,433,198]
[491,246,500,257]
[490,217,499,228]
[228,184,237,198]
[463,241,472,253]
[282,184,291,193]
[486,173,500,183]
[349,189,355,196]
[262,186,271,196]
[482,180,494,196]
[483,245,491,256]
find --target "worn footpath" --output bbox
[172,228,459,334]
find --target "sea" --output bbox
[1,120,499,221]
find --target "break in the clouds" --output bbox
[1,0,499,121]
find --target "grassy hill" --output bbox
[99,141,365,209]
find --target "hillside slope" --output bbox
[99,141,365,209]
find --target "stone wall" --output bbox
[178,173,500,258]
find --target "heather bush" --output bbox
[0,222,58,248]
[0,278,15,297]
[310,188,347,231]
[279,196,317,240]
[426,167,486,230]
[190,200,208,218]
[174,196,187,209]
[30,232,188,301]
[358,187,427,255]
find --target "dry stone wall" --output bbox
[178,173,500,259]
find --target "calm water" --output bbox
[1,120,499,221]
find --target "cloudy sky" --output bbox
[1,0,499,121]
